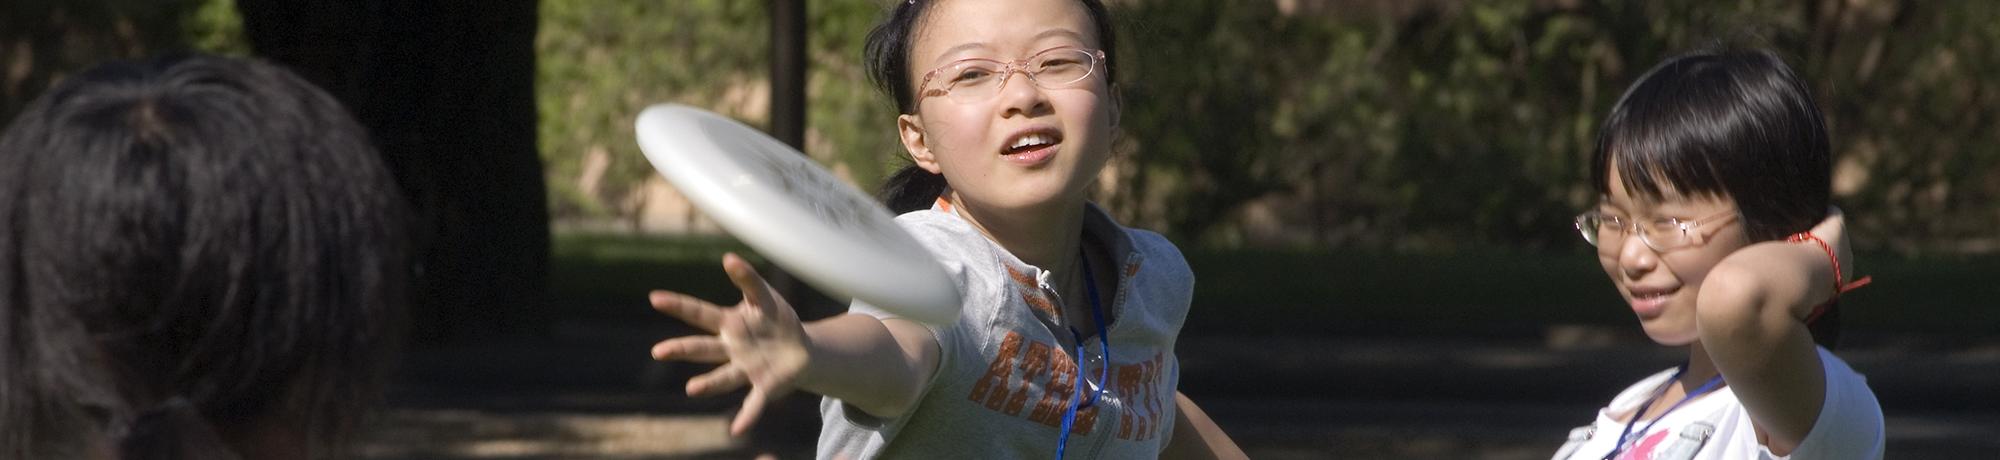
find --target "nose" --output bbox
[995,65,1050,118]
[1614,230,1658,279]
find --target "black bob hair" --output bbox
[0,53,409,458]
[1592,47,1842,348]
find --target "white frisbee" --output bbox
[634,104,961,325]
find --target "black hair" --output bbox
[0,53,409,458]
[1593,47,1841,348]
[865,0,1120,213]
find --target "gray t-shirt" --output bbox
[818,199,1193,459]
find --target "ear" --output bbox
[898,113,943,174]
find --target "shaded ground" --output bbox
[357,316,2000,459]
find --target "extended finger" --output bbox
[650,290,726,332]
[650,336,729,363]
[730,388,770,436]
[687,365,750,398]
[721,253,777,312]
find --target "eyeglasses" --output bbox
[918,47,1105,104]
[1574,209,1739,252]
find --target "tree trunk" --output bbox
[238,0,550,344]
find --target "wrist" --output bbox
[792,322,827,392]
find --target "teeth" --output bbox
[1011,134,1051,149]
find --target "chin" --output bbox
[1001,184,1088,210]
[975,194,1068,215]
[1637,320,1699,346]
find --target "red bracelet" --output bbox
[1788,232,1873,296]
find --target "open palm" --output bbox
[649,253,809,435]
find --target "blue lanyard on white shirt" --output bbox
[1603,364,1726,460]
[1056,255,1111,460]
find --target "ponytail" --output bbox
[880,163,948,214]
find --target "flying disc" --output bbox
[634,104,961,325]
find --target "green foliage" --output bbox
[535,0,904,220]
[806,0,906,193]
[186,0,248,56]
[17,0,1980,254]
[1103,0,1999,252]
[537,0,772,217]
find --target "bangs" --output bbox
[1588,48,1832,242]
[1592,56,1739,203]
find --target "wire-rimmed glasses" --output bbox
[918,46,1106,104]
[1574,209,1739,252]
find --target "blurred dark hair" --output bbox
[1592,47,1841,348]
[0,53,409,458]
[864,0,1120,213]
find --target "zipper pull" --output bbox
[1036,268,1063,304]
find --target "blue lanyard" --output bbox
[1056,255,1111,460]
[1603,364,1726,460]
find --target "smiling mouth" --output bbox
[1628,288,1675,317]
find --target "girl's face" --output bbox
[1596,167,1752,345]
[898,0,1117,215]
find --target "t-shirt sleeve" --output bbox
[826,213,987,429]
[844,214,980,326]
[1762,348,1886,459]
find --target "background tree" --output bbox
[236,0,550,343]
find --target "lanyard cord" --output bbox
[1603,364,1726,460]
[1056,255,1111,460]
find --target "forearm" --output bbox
[1717,241,1840,320]
[798,313,940,419]
[1162,392,1247,460]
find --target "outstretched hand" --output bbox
[649,253,809,435]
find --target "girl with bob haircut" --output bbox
[0,53,408,459]
[1553,47,1884,459]
[645,0,1244,458]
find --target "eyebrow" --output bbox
[928,29,1092,63]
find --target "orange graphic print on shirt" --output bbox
[967,331,1171,440]
[1004,265,1060,318]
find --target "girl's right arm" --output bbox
[647,253,942,435]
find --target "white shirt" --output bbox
[1553,347,1884,460]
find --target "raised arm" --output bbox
[1694,209,1851,454]
[648,253,943,435]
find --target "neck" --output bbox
[1627,341,1726,422]
[1681,341,1723,391]
[949,191,1087,275]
